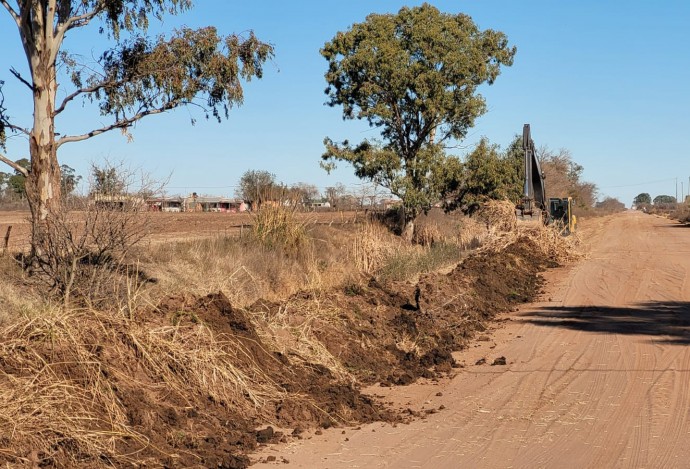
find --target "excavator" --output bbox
[516,124,577,235]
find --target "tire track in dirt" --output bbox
[254,211,690,468]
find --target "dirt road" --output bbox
[255,211,690,468]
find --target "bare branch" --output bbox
[0,0,20,26]
[3,122,31,136]
[10,67,34,91]
[55,81,109,116]
[54,2,106,59]
[63,5,103,31]
[0,153,29,177]
[56,102,179,147]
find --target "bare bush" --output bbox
[30,162,161,306]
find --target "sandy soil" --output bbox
[253,211,690,468]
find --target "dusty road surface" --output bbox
[255,211,690,468]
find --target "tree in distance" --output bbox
[0,0,273,255]
[237,170,277,210]
[0,159,79,199]
[320,4,515,239]
[595,197,626,212]
[653,195,676,205]
[634,193,652,205]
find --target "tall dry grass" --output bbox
[0,292,286,466]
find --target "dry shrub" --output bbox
[671,206,690,223]
[456,215,491,250]
[475,199,518,233]
[525,223,583,264]
[252,205,309,252]
[413,223,441,247]
[351,221,401,274]
[480,219,583,265]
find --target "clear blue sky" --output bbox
[1,1,689,205]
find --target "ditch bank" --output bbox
[0,234,560,468]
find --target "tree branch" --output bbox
[2,122,31,136]
[54,2,105,59]
[56,102,179,148]
[0,153,29,177]
[54,81,109,116]
[0,0,20,26]
[10,67,35,92]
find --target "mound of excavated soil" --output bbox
[0,293,387,469]
[0,235,556,468]
[248,236,555,387]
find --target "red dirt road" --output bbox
[255,211,690,468]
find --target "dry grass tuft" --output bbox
[252,205,310,252]
[479,219,583,265]
[251,299,352,383]
[475,199,518,234]
[351,221,401,274]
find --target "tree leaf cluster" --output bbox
[653,194,676,205]
[633,193,652,205]
[322,3,515,149]
[61,26,274,137]
[445,138,522,212]
[321,4,515,230]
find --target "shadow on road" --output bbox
[521,302,690,345]
[659,224,690,228]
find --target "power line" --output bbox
[598,178,676,189]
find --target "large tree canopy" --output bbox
[321,3,515,238]
[0,0,272,253]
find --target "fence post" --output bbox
[3,226,12,255]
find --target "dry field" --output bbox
[0,209,365,251]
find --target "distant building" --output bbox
[147,196,184,212]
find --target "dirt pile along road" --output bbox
[253,210,690,468]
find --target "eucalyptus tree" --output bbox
[321,3,515,239]
[0,0,272,253]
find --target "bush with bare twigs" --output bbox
[29,163,160,306]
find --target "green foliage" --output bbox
[634,193,652,205]
[3,158,30,198]
[324,139,460,219]
[90,27,273,125]
[444,138,522,211]
[654,194,676,205]
[321,4,515,226]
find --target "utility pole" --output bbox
[675,178,678,202]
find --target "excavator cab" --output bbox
[548,197,577,235]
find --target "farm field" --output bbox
[0,209,365,250]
